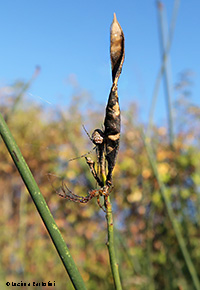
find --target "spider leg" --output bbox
[59,182,98,204]
[85,157,104,187]
[67,146,96,162]
[82,124,93,142]
[97,195,106,212]
[100,185,114,211]
[104,194,109,208]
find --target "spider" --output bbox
[58,176,112,212]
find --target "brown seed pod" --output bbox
[110,13,125,83]
[56,14,125,209]
[104,13,125,186]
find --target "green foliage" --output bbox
[1,77,200,290]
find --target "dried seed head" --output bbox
[110,13,125,82]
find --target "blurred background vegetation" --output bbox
[0,68,200,290]
[1,1,200,289]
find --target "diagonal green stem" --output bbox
[141,131,200,290]
[0,112,86,290]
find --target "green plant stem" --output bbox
[147,0,180,139]
[0,112,86,290]
[157,1,175,146]
[142,132,200,290]
[105,196,122,290]
[100,154,122,289]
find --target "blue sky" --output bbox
[1,1,200,125]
